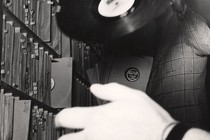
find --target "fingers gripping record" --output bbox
[55,83,147,129]
[55,83,177,140]
[90,83,168,115]
[90,83,147,102]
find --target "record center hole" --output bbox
[98,0,135,17]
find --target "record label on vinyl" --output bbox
[98,0,135,17]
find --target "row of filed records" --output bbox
[71,39,106,80]
[0,89,61,140]
[73,77,99,106]
[3,0,62,53]
[1,18,52,105]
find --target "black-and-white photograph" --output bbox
[1,0,210,140]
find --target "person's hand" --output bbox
[55,83,177,140]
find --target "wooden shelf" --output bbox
[0,1,2,81]
[2,5,61,58]
[0,81,59,113]
[74,72,91,87]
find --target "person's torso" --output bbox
[146,7,210,129]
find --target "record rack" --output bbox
[0,0,63,140]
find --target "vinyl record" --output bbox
[56,0,170,42]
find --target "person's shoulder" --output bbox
[182,7,210,56]
[185,7,208,28]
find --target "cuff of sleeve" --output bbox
[165,123,192,140]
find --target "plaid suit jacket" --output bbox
[146,6,210,130]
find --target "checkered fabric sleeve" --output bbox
[184,9,210,55]
[146,7,210,130]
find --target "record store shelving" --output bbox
[0,0,63,139]
[70,38,107,107]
